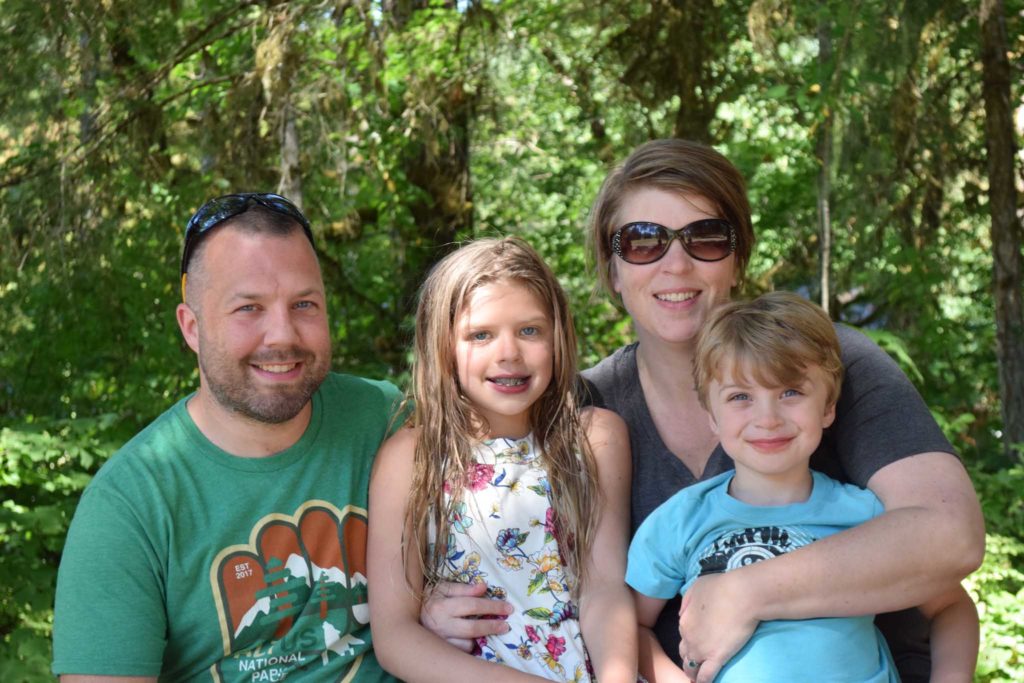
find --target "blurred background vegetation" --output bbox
[1,0,1022,679]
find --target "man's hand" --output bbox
[677,573,759,683]
[420,581,514,652]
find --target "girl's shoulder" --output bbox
[380,422,421,450]
[373,423,421,478]
[581,406,629,461]
[581,405,626,434]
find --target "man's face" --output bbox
[180,225,331,424]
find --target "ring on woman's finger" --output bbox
[686,659,699,669]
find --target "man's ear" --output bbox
[176,303,200,354]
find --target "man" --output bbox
[53,193,404,682]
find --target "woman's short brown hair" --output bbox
[587,139,755,297]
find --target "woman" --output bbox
[421,140,984,683]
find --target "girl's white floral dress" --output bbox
[430,435,592,682]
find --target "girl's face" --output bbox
[610,187,737,349]
[453,280,554,438]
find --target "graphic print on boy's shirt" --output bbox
[695,525,817,576]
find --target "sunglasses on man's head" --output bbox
[180,192,313,277]
[610,219,736,265]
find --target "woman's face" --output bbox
[610,187,738,348]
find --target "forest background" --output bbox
[1,0,1023,679]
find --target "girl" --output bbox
[367,237,636,683]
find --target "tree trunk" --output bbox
[670,0,719,143]
[816,11,833,316]
[980,0,1024,461]
[278,100,302,208]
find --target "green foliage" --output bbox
[968,466,1024,682]
[1,0,1021,677]
[0,415,124,679]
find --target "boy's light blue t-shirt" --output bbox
[627,470,897,683]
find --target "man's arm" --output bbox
[679,451,984,683]
[53,481,169,678]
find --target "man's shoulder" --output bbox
[320,371,402,403]
[92,398,192,479]
[317,372,408,435]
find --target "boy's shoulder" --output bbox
[645,472,733,522]
[810,470,885,516]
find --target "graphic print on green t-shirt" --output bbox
[209,500,372,682]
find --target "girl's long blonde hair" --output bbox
[405,236,599,598]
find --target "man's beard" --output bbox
[199,347,330,424]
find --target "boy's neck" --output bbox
[727,468,814,506]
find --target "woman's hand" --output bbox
[677,572,759,683]
[419,581,513,652]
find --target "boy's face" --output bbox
[707,360,836,489]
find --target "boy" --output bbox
[626,291,978,682]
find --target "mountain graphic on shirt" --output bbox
[209,501,372,680]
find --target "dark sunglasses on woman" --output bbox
[611,219,735,265]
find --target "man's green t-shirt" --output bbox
[53,373,405,682]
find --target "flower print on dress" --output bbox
[497,528,530,554]
[548,600,576,627]
[492,438,537,465]
[542,633,568,676]
[430,435,592,681]
[485,585,508,601]
[506,621,589,678]
[467,462,496,491]
[527,506,557,544]
[524,597,577,628]
[449,501,474,534]
[477,635,503,664]
[446,551,487,586]
[496,527,531,570]
[545,634,566,659]
[527,476,551,498]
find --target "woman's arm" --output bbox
[577,408,637,683]
[419,580,513,652]
[678,451,985,683]
[366,427,544,683]
[919,584,979,683]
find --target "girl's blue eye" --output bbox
[472,331,490,341]
[521,326,538,336]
